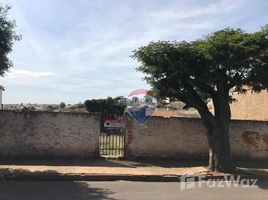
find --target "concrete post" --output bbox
[0,86,4,110]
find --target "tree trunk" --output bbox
[207,120,235,173]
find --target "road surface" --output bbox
[0,180,267,200]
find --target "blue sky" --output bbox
[0,0,268,104]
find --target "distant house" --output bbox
[152,108,200,118]
[229,89,268,121]
[0,85,5,109]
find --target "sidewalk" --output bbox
[0,159,267,181]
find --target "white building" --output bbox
[0,85,4,109]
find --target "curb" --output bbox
[0,172,265,182]
[0,174,181,182]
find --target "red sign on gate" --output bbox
[103,119,122,133]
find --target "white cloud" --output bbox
[147,0,245,21]
[4,69,55,79]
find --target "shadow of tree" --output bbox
[255,178,268,190]
[0,175,117,200]
[0,157,134,168]
[235,159,268,169]
[125,158,207,168]
[234,167,268,190]
[0,157,208,168]
[0,168,63,179]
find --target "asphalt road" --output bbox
[0,180,267,200]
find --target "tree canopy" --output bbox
[0,4,20,76]
[133,26,268,120]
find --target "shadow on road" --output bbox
[235,159,268,190]
[255,178,268,190]
[0,180,116,200]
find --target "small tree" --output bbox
[85,97,126,131]
[132,26,268,172]
[85,97,126,118]
[0,5,20,76]
[59,102,66,109]
[46,105,55,112]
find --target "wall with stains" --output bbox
[124,115,268,160]
[230,120,268,159]
[0,111,100,157]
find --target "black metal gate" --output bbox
[99,133,125,157]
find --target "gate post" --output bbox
[123,113,134,158]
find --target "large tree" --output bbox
[132,26,268,173]
[0,4,20,76]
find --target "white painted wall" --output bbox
[0,111,101,157]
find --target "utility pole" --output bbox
[0,85,4,110]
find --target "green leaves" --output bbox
[84,97,126,118]
[0,4,20,76]
[132,26,268,115]
[133,26,268,98]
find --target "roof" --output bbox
[128,89,149,97]
[0,85,4,91]
[152,109,200,118]
[128,89,156,97]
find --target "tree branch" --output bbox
[168,80,215,129]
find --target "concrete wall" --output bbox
[230,120,268,159]
[124,115,268,160]
[0,111,100,157]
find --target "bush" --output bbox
[59,102,66,109]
